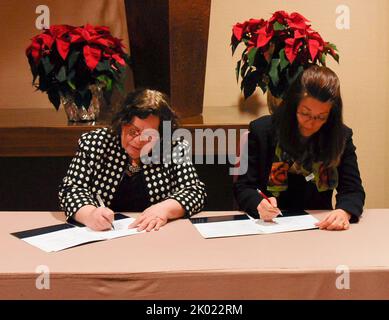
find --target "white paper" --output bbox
[22,218,144,252]
[193,214,319,239]
[255,214,319,234]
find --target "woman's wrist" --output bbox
[74,205,97,225]
[337,208,352,221]
[154,199,185,220]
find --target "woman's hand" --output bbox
[257,197,282,221]
[75,205,115,231]
[315,209,352,231]
[129,204,169,232]
[129,199,185,232]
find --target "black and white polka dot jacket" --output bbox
[58,128,207,218]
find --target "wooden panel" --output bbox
[124,0,211,118]
[0,107,260,157]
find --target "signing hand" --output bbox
[75,205,115,231]
[257,197,282,222]
[129,204,169,232]
[315,209,352,231]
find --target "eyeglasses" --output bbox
[123,124,159,142]
[297,111,328,122]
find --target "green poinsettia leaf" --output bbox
[231,36,241,56]
[320,52,326,65]
[273,21,286,31]
[240,62,249,79]
[286,65,304,85]
[241,69,259,99]
[269,58,280,87]
[68,51,80,70]
[56,66,67,82]
[96,60,110,72]
[248,47,258,67]
[117,64,127,74]
[97,75,113,91]
[67,69,76,81]
[41,56,54,75]
[74,89,92,109]
[328,43,338,51]
[235,60,241,83]
[124,54,132,67]
[74,92,83,108]
[67,80,76,90]
[82,90,92,109]
[241,47,247,59]
[279,49,289,71]
[258,79,267,94]
[37,71,48,91]
[47,90,61,110]
[27,55,38,84]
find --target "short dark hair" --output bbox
[274,65,346,167]
[111,89,179,136]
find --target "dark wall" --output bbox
[0,156,234,212]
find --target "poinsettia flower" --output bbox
[26,38,42,63]
[40,33,55,49]
[285,37,303,63]
[308,39,320,61]
[56,38,70,60]
[247,18,265,31]
[232,18,265,43]
[112,53,125,66]
[307,30,325,45]
[231,10,339,101]
[23,23,133,111]
[307,31,324,61]
[232,22,248,41]
[287,12,310,30]
[83,45,101,70]
[269,10,289,24]
[256,23,274,48]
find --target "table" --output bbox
[1,209,388,299]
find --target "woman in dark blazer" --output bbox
[59,89,206,231]
[234,65,365,231]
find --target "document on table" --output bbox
[191,213,319,239]
[11,216,144,252]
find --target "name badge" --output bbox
[305,173,315,181]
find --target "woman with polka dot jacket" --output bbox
[59,89,207,232]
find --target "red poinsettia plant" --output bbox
[231,11,339,99]
[26,24,130,109]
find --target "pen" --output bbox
[257,189,283,216]
[96,194,115,230]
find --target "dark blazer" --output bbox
[59,128,207,218]
[233,115,365,222]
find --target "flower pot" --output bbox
[61,85,104,122]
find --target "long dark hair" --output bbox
[274,65,346,168]
[111,88,179,137]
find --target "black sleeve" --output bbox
[233,120,268,218]
[335,128,365,222]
